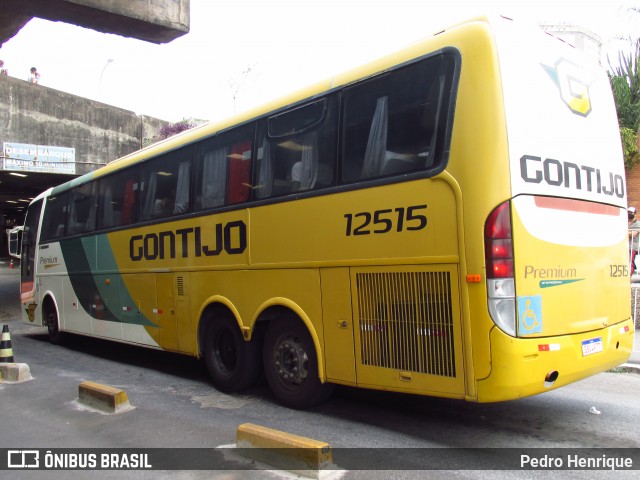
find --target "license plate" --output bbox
[581,337,603,356]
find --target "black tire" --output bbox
[202,314,262,393]
[44,301,65,345]
[263,316,334,409]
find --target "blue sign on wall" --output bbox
[2,142,76,175]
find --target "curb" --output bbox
[78,381,132,414]
[0,363,33,383]
[236,423,333,477]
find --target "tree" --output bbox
[228,65,256,113]
[609,40,640,168]
[159,119,195,139]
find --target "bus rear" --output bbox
[476,18,633,401]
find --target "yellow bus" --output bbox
[20,15,634,408]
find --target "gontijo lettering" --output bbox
[520,155,624,198]
[129,221,247,261]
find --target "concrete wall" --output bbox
[0,74,167,175]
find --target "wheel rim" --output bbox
[47,310,58,336]
[273,334,309,387]
[212,329,237,376]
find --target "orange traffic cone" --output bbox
[0,325,14,363]
[9,259,14,269]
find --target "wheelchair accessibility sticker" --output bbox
[518,295,543,334]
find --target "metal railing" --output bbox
[630,227,640,327]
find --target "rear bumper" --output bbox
[476,319,635,402]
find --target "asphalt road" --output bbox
[1,260,639,480]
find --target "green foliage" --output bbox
[609,41,640,168]
[621,126,640,169]
[610,74,640,132]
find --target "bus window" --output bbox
[97,167,139,229]
[255,96,337,199]
[40,192,70,242]
[341,54,454,183]
[195,124,254,210]
[139,146,193,221]
[66,182,97,236]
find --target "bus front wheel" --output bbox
[202,315,262,393]
[44,301,64,345]
[263,316,334,409]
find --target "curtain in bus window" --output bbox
[142,173,158,220]
[174,160,191,214]
[291,131,318,190]
[41,194,69,241]
[67,185,97,235]
[227,141,252,204]
[423,71,446,169]
[201,147,228,209]
[86,194,96,231]
[121,180,136,225]
[102,187,113,226]
[67,194,81,235]
[256,138,273,198]
[361,96,388,179]
[97,173,137,229]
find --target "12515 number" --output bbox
[344,205,428,236]
[609,264,629,278]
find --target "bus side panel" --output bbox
[35,242,68,331]
[321,267,356,384]
[190,268,325,361]
[120,273,159,346]
[91,274,124,339]
[250,178,465,396]
[249,179,458,265]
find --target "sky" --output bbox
[1,0,639,123]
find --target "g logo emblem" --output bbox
[544,59,593,117]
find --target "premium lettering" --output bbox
[524,265,577,279]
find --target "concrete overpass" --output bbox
[0,0,190,47]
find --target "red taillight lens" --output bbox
[485,202,512,239]
[489,258,514,278]
[489,239,513,258]
[485,201,513,279]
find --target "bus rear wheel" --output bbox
[263,316,334,409]
[202,315,262,393]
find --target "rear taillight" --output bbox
[485,202,513,278]
[485,201,516,336]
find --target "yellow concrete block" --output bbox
[78,381,131,414]
[236,423,332,477]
